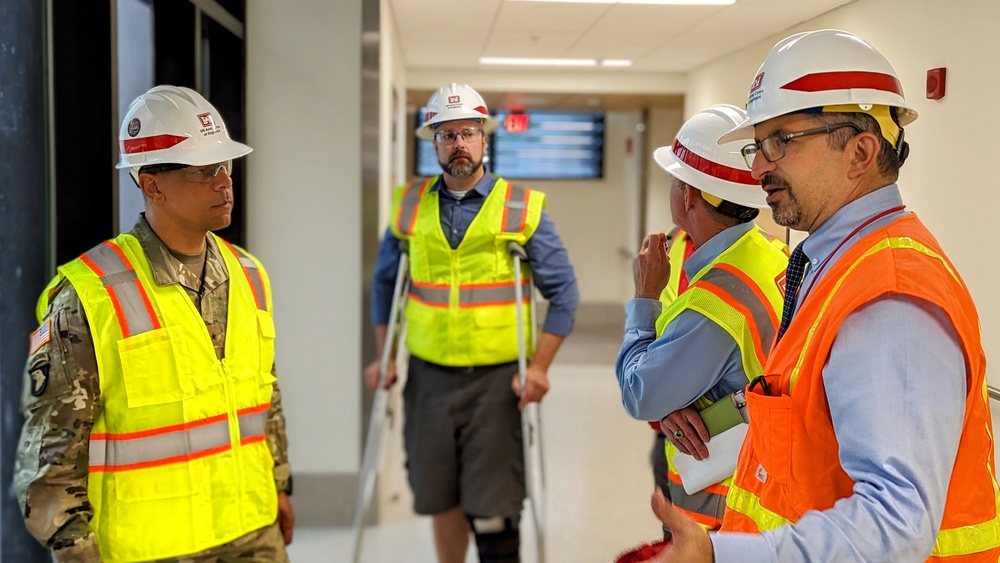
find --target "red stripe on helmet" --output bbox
[473,105,488,116]
[781,71,903,96]
[673,140,755,185]
[122,134,188,154]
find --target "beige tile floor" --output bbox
[286,320,1000,562]
[287,323,665,562]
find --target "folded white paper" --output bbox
[672,423,749,495]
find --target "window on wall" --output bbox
[413,109,604,180]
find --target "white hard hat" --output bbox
[116,85,251,169]
[720,29,918,144]
[654,105,765,209]
[415,83,499,140]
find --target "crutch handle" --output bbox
[507,241,528,260]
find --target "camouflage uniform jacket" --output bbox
[14,215,291,562]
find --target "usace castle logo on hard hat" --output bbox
[127,118,141,137]
[197,112,221,136]
[448,95,461,104]
[748,72,766,105]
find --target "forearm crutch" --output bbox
[508,241,546,563]
[349,244,410,563]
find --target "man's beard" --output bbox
[439,150,482,179]
[763,173,802,228]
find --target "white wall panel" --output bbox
[686,0,1000,383]
[246,0,363,473]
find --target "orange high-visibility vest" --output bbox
[723,215,1000,561]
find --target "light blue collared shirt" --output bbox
[711,185,967,562]
[615,221,757,421]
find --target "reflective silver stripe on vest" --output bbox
[410,283,450,306]
[459,281,528,306]
[667,478,726,528]
[227,245,268,312]
[396,179,428,236]
[411,281,529,307]
[698,267,776,353]
[238,409,268,441]
[84,242,157,336]
[89,418,230,471]
[502,184,529,234]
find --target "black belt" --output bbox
[414,356,517,375]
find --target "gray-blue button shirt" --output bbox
[616,221,756,421]
[372,172,579,337]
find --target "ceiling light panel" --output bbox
[507,0,736,4]
[480,57,598,66]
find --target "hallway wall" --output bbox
[685,0,1000,384]
[245,0,367,523]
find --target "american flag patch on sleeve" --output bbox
[29,319,51,355]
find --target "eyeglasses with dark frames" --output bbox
[740,123,862,168]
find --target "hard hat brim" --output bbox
[653,145,767,209]
[415,116,500,140]
[116,139,252,169]
[717,118,755,145]
[717,105,919,146]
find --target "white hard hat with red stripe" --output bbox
[415,83,499,140]
[116,85,251,170]
[654,104,765,209]
[719,29,918,145]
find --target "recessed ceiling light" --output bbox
[480,57,598,66]
[601,59,632,67]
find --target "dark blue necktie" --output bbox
[777,243,809,341]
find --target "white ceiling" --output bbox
[389,0,856,73]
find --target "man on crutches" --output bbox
[365,83,578,563]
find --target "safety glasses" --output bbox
[434,127,484,145]
[140,160,233,183]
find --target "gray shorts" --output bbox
[403,356,525,517]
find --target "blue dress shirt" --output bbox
[711,185,967,562]
[371,171,579,337]
[616,221,757,421]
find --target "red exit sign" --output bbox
[504,113,529,133]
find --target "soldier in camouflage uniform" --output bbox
[15,85,294,562]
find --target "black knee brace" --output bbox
[466,514,520,563]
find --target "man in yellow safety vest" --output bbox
[15,85,295,562]
[616,105,788,533]
[366,83,579,563]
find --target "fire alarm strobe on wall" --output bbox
[927,67,947,100]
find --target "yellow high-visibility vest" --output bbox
[656,226,788,529]
[390,176,545,366]
[51,233,277,562]
[659,226,692,306]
